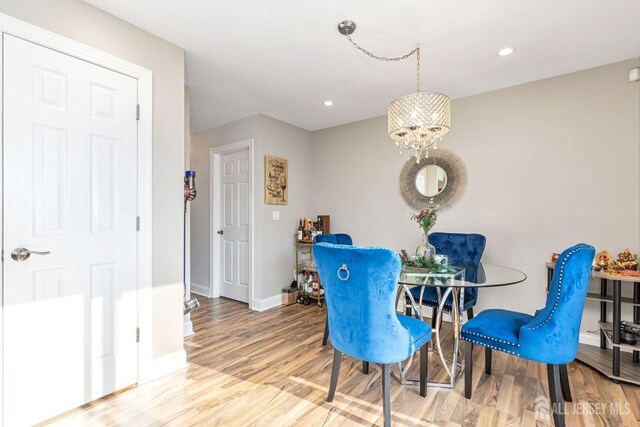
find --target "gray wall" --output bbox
[0,0,186,359]
[190,115,314,302]
[190,115,259,296]
[311,59,640,333]
[257,115,314,299]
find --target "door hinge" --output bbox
[136,216,140,231]
[136,104,140,120]
[136,327,140,343]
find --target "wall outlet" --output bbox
[272,211,280,221]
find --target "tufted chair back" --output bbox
[314,233,353,245]
[430,233,486,276]
[430,232,486,305]
[314,243,420,364]
[519,243,595,364]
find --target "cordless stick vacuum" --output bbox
[184,170,200,315]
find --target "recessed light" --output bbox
[497,47,516,57]
[323,100,334,106]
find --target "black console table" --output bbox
[546,262,640,385]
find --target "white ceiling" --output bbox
[84,0,640,133]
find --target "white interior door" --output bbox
[2,34,138,425]
[218,149,250,303]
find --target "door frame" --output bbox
[0,12,155,417]
[209,139,256,307]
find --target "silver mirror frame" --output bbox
[399,148,467,212]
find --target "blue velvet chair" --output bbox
[314,233,353,246]
[408,232,486,325]
[462,243,595,427]
[314,234,353,346]
[314,243,432,427]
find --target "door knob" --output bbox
[217,230,224,235]
[11,247,51,262]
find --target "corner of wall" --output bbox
[251,294,282,312]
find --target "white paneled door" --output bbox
[218,149,250,303]
[3,35,138,425]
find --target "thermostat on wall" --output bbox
[630,68,640,83]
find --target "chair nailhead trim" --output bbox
[461,337,520,356]
[462,330,519,347]
[415,297,456,312]
[408,297,472,311]
[411,330,432,346]
[422,297,452,308]
[527,246,589,330]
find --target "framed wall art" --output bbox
[265,155,288,205]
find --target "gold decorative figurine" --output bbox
[616,248,638,271]
[594,250,616,272]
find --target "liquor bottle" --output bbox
[307,219,313,241]
[302,217,309,242]
[311,221,317,240]
[297,219,303,241]
[316,218,323,235]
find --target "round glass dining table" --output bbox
[394,262,527,388]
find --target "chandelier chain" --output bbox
[416,47,420,93]
[344,35,421,93]
[345,34,419,62]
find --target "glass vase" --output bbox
[416,230,436,258]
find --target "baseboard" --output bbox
[150,349,188,381]
[183,314,194,337]
[251,294,282,312]
[191,282,210,297]
[580,331,634,353]
[579,332,600,348]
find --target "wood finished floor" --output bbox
[43,297,640,426]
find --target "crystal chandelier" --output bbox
[338,20,451,162]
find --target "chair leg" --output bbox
[547,364,566,427]
[322,315,329,346]
[464,340,473,399]
[559,364,572,402]
[431,307,438,328]
[362,361,369,374]
[327,349,342,402]
[485,347,492,375]
[466,307,474,320]
[382,364,391,427]
[420,343,428,397]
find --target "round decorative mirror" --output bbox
[399,148,467,211]
[415,165,447,197]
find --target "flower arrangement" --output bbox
[399,250,455,273]
[400,250,437,269]
[398,250,456,284]
[410,202,438,234]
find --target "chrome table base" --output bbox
[394,281,467,388]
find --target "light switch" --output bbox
[272,211,280,221]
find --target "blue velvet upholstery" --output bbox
[314,234,353,347]
[409,232,486,312]
[314,233,353,245]
[461,243,595,364]
[314,243,432,364]
[460,309,533,355]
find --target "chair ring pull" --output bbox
[337,264,350,281]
